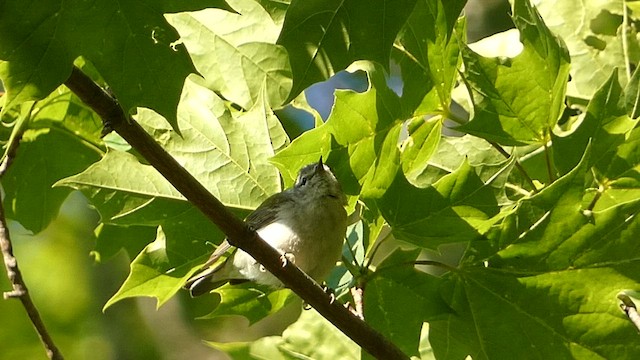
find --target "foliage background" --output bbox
[2,0,640,359]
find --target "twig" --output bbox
[64,66,409,360]
[0,102,33,174]
[586,185,604,212]
[543,138,556,183]
[349,286,365,320]
[622,1,632,81]
[490,142,538,193]
[0,116,64,359]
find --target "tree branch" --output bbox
[0,119,64,360]
[64,66,409,360]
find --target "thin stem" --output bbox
[414,260,458,272]
[504,183,532,197]
[489,142,538,193]
[623,1,632,81]
[586,185,605,212]
[0,102,35,172]
[543,139,556,183]
[363,227,391,269]
[376,260,458,275]
[344,225,362,271]
[0,105,64,360]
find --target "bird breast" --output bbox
[232,197,347,286]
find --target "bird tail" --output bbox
[185,266,225,296]
[185,240,234,296]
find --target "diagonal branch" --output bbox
[0,113,64,360]
[64,66,409,360]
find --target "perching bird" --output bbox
[186,158,348,296]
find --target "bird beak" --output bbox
[316,156,324,173]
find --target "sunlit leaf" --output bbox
[431,148,640,359]
[364,248,450,357]
[377,160,500,248]
[277,0,417,100]
[458,0,570,145]
[200,284,296,325]
[534,0,640,98]
[104,227,204,309]
[167,0,292,109]
[272,61,403,199]
[553,69,634,175]
[208,309,359,359]
[395,0,466,113]
[0,0,212,129]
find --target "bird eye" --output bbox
[300,177,308,186]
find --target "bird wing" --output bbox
[186,190,295,296]
[244,191,293,229]
[197,191,291,270]
[200,239,233,269]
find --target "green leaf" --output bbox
[377,160,500,249]
[272,61,403,199]
[139,79,284,206]
[458,0,571,145]
[58,79,284,212]
[588,127,640,212]
[2,128,101,233]
[93,223,157,263]
[30,86,105,146]
[433,264,640,359]
[490,145,594,269]
[395,0,466,113]
[408,134,506,187]
[56,150,248,263]
[553,69,634,175]
[535,0,640,98]
[400,116,442,185]
[160,0,234,14]
[208,309,359,360]
[430,146,640,358]
[364,248,450,357]
[200,284,296,325]
[625,65,640,118]
[0,0,207,129]
[270,125,334,188]
[167,0,292,109]
[602,127,640,182]
[56,150,185,212]
[104,227,203,309]
[277,0,417,100]
[0,85,104,233]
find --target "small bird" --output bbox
[186,158,348,296]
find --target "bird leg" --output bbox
[280,252,296,267]
[322,284,336,304]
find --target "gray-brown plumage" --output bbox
[186,158,347,296]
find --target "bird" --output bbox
[186,157,348,296]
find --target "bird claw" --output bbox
[344,301,365,320]
[302,285,336,310]
[322,284,336,304]
[280,252,295,267]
